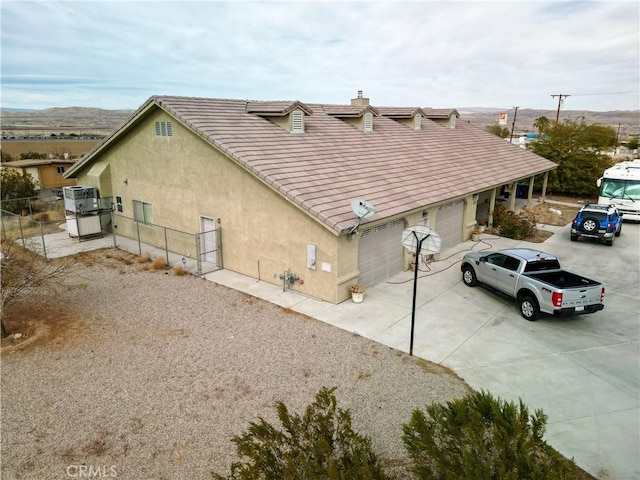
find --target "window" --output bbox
[56,166,65,174]
[291,110,304,133]
[155,121,173,137]
[132,200,153,224]
[115,196,123,213]
[503,256,521,271]
[363,112,373,132]
[486,253,506,267]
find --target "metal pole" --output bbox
[195,232,201,276]
[111,209,117,248]
[136,221,141,255]
[39,220,47,261]
[164,227,169,266]
[18,216,26,249]
[409,232,428,356]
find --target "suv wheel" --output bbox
[615,224,622,237]
[580,217,599,233]
[606,235,614,246]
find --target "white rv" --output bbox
[597,159,640,221]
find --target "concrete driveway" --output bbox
[208,222,640,479]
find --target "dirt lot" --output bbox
[1,248,598,480]
[1,139,101,159]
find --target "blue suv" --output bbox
[571,204,622,246]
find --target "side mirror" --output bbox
[596,178,602,187]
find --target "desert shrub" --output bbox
[137,252,151,263]
[151,256,166,270]
[402,390,579,480]
[32,212,50,222]
[171,265,186,276]
[493,203,537,240]
[1,237,77,337]
[212,386,385,480]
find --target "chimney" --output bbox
[351,89,370,107]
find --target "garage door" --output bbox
[435,200,464,250]
[358,219,405,287]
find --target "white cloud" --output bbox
[1,0,638,111]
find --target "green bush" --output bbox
[492,203,537,240]
[402,390,579,480]
[212,386,385,480]
[1,169,38,213]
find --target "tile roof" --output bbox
[69,96,556,234]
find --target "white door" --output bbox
[358,219,405,287]
[200,216,217,265]
[435,200,464,251]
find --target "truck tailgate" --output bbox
[560,285,603,311]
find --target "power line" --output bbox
[570,90,640,97]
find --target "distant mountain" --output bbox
[2,105,638,137]
[1,107,135,136]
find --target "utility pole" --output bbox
[509,106,519,144]
[551,94,570,123]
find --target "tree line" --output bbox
[487,117,624,197]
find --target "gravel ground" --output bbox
[1,252,471,480]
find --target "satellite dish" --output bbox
[402,225,441,255]
[351,199,375,219]
[348,199,375,234]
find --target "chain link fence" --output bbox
[1,194,221,275]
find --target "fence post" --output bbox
[217,227,223,269]
[111,210,117,248]
[164,227,169,266]
[18,216,26,249]
[136,221,141,255]
[195,232,201,276]
[39,221,48,261]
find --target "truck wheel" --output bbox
[580,217,599,233]
[462,266,478,287]
[518,295,540,321]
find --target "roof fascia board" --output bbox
[246,101,312,117]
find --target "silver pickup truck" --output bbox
[461,248,605,320]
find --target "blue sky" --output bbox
[1,0,639,112]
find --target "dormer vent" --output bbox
[415,113,422,130]
[247,101,312,133]
[363,112,373,132]
[292,110,304,134]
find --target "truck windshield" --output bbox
[599,179,640,201]
[524,259,561,272]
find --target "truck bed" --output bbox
[524,270,600,289]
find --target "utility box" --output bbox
[63,186,100,214]
[66,213,102,238]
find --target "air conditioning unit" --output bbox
[63,186,99,213]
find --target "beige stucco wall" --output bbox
[75,108,343,303]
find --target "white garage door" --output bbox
[358,219,405,287]
[435,200,464,250]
